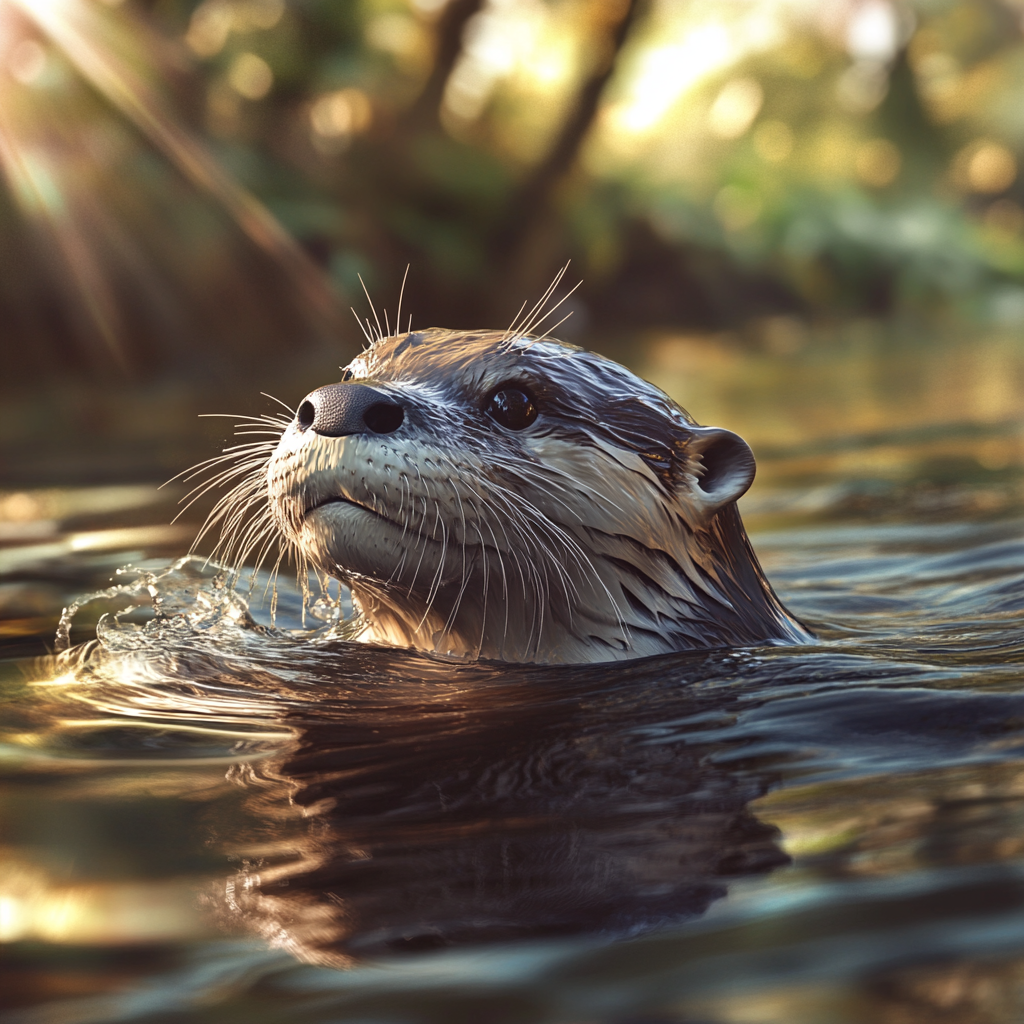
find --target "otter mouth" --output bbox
[302,494,391,524]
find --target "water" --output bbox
[5,331,1024,1023]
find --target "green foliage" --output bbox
[7,0,1024,381]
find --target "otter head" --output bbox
[267,330,810,663]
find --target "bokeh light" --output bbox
[310,88,373,148]
[227,50,272,99]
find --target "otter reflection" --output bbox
[222,647,788,964]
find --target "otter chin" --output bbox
[266,329,811,664]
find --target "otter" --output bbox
[257,329,811,664]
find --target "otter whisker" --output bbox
[259,393,296,416]
[395,264,410,340]
[170,465,269,524]
[501,298,529,343]
[357,273,385,343]
[522,280,581,348]
[351,307,374,346]
[470,517,490,658]
[505,488,631,643]
[190,467,267,522]
[264,549,287,617]
[190,460,274,573]
[178,442,279,475]
[425,498,448,604]
[236,528,281,590]
[224,522,273,582]
[163,441,276,488]
[518,459,629,517]
[413,500,447,636]
[479,486,555,655]
[385,473,415,587]
[243,525,281,585]
[533,308,575,346]
[196,412,292,423]
[479,487,538,604]
[404,494,432,598]
[506,262,569,342]
[486,483,580,603]
[174,462,269,528]
[439,474,472,646]
[398,472,412,544]
[479,453,630,634]
[479,475,633,653]
[484,455,587,524]
[208,497,272,570]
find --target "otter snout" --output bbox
[296,383,404,437]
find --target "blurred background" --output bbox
[1,0,1024,489]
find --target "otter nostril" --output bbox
[363,402,404,434]
[297,400,315,430]
[298,384,402,436]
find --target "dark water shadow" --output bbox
[219,648,793,964]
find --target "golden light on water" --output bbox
[4,7,1024,1018]
[30,671,78,688]
[0,485,163,523]
[0,856,209,944]
[0,525,190,575]
[640,328,1024,458]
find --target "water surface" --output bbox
[4,329,1024,1023]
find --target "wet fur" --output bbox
[260,329,810,663]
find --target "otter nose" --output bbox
[296,383,404,437]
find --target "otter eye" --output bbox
[485,387,537,430]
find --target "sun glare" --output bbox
[614,24,735,135]
[0,0,343,357]
[443,0,546,123]
[593,3,790,160]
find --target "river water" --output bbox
[4,327,1024,1023]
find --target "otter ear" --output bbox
[684,426,756,518]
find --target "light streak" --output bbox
[6,0,345,329]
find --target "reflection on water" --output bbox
[4,330,1024,1022]
[12,559,788,962]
